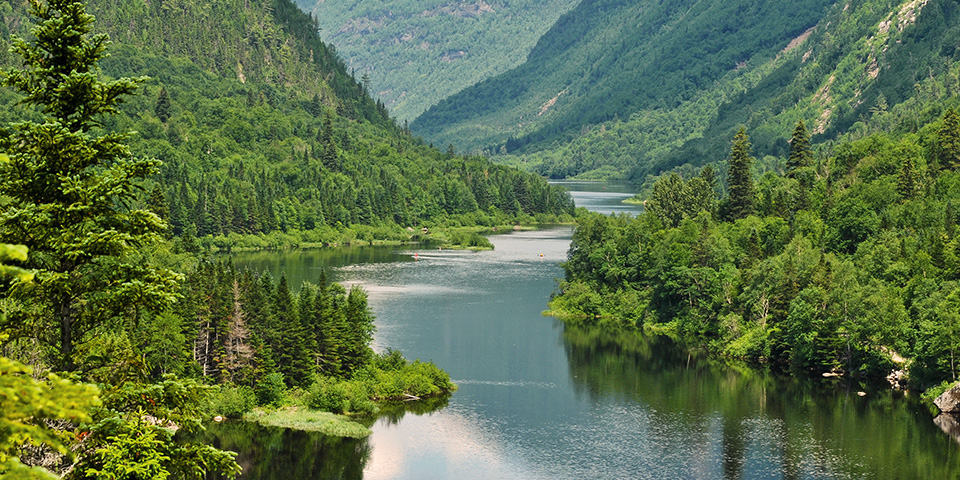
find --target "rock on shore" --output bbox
[935,383,960,413]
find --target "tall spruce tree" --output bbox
[786,119,812,177]
[0,0,179,371]
[897,156,921,200]
[154,86,171,123]
[726,127,756,220]
[937,108,960,171]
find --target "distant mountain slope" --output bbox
[294,0,580,121]
[411,0,838,155]
[0,0,573,241]
[499,0,960,182]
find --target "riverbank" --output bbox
[183,218,569,254]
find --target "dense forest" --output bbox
[295,0,580,121]
[550,110,960,392]
[410,0,960,188]
[0,0,575,254]
[412,0,837,156]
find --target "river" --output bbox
[207,182,960,479]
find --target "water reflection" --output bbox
[198,396,451,480]
[562,326,960,479]
[199,421,369,480]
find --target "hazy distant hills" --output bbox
[294,0,580,122]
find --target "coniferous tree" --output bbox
[937,108,960,171]
[155,86,171,123]
[342,286,375,377]
[786,119,812,178]
[273,275,312,387]
[726,127,756,220]
[0,0,178,371]
[897,156,921,200]
[320,111,339,171]
[147,184,170,224]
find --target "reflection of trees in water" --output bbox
[196,421,370,480]
[192,396,450,479]
[561,325,960,479]
[374,394,451,427]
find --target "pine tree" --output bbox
[726,127,756,220]
[320,111,339,171]
[155,86,171,123]
[0,0,178,371]
[897,156,921,200]
[342,286,375,377]
[147,184,170,223]
[786,119,812,178]
[273,275,312,387]
[937,108,960,171]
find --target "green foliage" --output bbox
[75,375,241,480]
[459,0,960,187]
[726,127,756,220]
[0,356,100,479]
[937,108,960,171]
[255,373,287,407]
[0,0,574,250]
[305,377,352,414]
[207,385,257,419]
[0,0,179,372]
[413,0,837,155]
[552,116,960,389]
[298,0,580,121]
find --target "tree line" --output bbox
[552,110,960,390]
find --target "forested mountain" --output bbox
[412,0,837,156]
[413,0,960,183]
[294,0,580,121]
[0,0,574,250]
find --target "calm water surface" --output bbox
[212,183,960,479]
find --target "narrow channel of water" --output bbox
[206,182,960,479]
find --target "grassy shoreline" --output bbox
[243,407,373,438]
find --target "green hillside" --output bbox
[413,0,960,185]
[0,0,574,249]
[411,0,838,156]
[294,0,580,121]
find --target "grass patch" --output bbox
[244,407,372,438]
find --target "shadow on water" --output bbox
[562,325,960,479]
[194,395,450,480]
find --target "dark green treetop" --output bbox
[938,108,960,171]
[726,126,756,220]
[786,119,812,177]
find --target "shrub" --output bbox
[256,373,286,407]
[306,377,350,414]
[208,385,257,418]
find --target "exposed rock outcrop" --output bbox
[935,383,960,413]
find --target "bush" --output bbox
[306,377,350,414]
[256,373,286,407]
[208,385,257,418]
